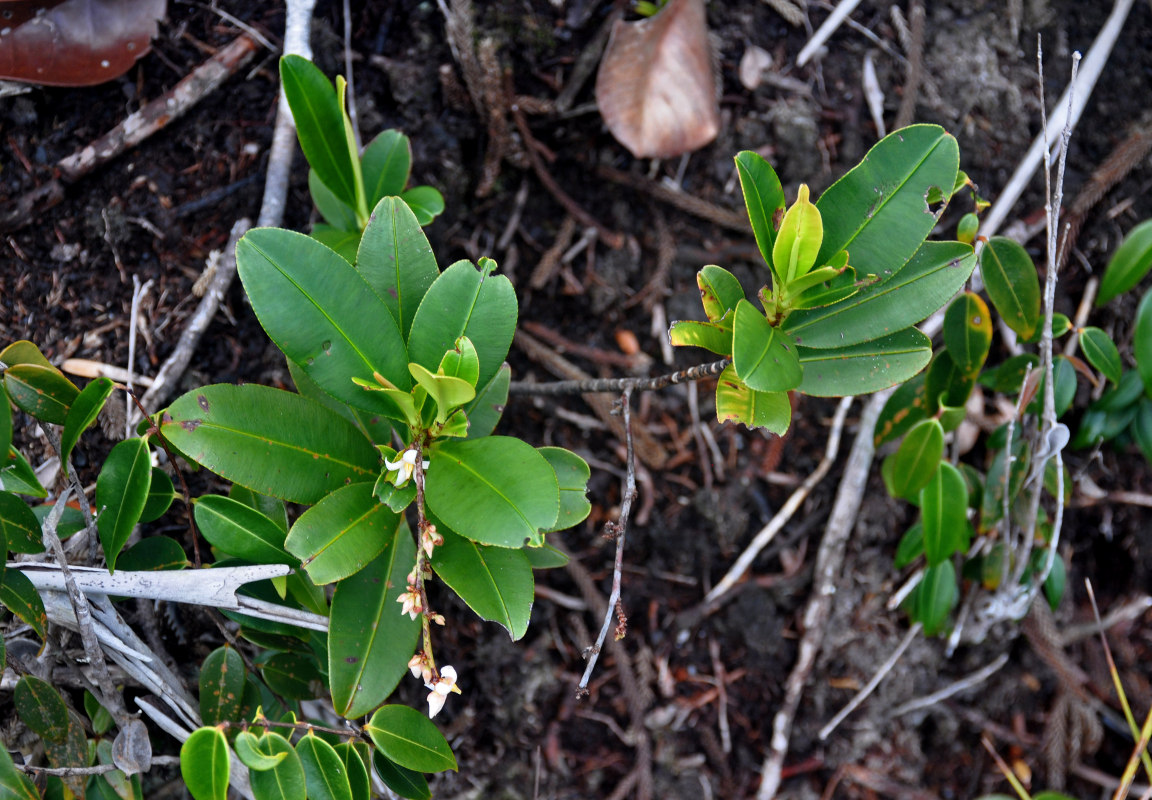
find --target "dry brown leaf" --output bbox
[595,0,719,159]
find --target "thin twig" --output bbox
[890,652,1010,716]
[797,0,864,67]
[510,358,729,396]
[818,623,922,740]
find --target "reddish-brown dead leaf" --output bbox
[0,0,167,86]
[594,0,719,159]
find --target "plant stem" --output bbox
[509,358,730,396]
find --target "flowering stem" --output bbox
[412,437,436,675]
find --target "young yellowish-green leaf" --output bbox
[1097,218,1152,305]
[437,336,481,389]
[1079,327,1122,385]
[714,365,791,434]
[942,292,992,376]
[409,363,475,425]
[772,184,822,285]
[1,446,47,498]
[97,437,152,573]
[199,645,246,726]
[980,236,1040,340]
[919,461,968,565]
[431,525,534,640]
[732,300,802,392]
[668,319,732,356]
[697,265,746,324]
[286,482,397,585]
[180,727,231,800]
[365,705,457,773]
[734,152,786,284]
[884,419,944,500]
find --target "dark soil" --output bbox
[3,1,1152,798]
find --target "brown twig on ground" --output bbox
[554,4,623,112]
[519,320,651,371]
[757,388,892,800]
[0,35,261,234]
[893,0,924,130]
[529,215,577,289]
[595,164,751,233]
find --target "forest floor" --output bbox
[3,1,1152,798]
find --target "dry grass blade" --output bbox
[594,0,719,159]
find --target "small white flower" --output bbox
[420,524,444,559]
[425,666,462,718]
[408,653,431,683]
[384,448,430,488]
[397,588,422,620]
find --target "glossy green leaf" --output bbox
[333,744,370,800]
[943,292,992,375]
[41,710,86,797]
[874,373,928,446]
[773,184,822,284]
[280,55,358,210]
[815,125,959,281]
[913,561,956,635]
[0,341,57,370]
[0,491,41,553]
[249,733,307,800]
[0,738,41,800]
[195,495,294,566]
[0,568,46,638]
[295,734,353,800]
[437,337,481,390]
[329,522,419,718]
[464,363,510,439]
[237,227,411,413]
[161,384,379,505]
[697,265,746,324]
[980,236,1040,339]
[797,328,931,397]
[978,353,1039,394]
[0,384,11,459]
[260,652,323,700]
[1097,218,1152,305]
[886,419,944,499]
[426,437,559,548]
[400,186,445,226]
[136,467,175,524]
[924,349,974,416]
[409,363,475,424]
[431,525,534,640]
[372,752,431,800]
[714,365,791,433]
[407,260,516,390]
[734,152,785,284]
[14,675,69,743]
[732,300,802,392]
[1078,327,1122,385]
[356,197,439,341]
[920,462,968,565]
[523,543,569,569]
[365,705,457,773]
[1044,552,1066,611]
[84,691,115,735]
[668,319,732,356]
[784,241,976,349]
[235,731,286,772]
[4,363,79,425]
[97,437,152,573]
[287,483,396,585]
[894,521,923,568]
[538,447,591,532]
[180,727,231,800]
[309,169,359,233]
[199,645,246,726]
[362,130,411,206]
[1136,288,1152,397]
[1,447,46,498]
[115,537,188,571]
[60,376,114,471]
[310,224,362,264]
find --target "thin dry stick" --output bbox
[890,652,1010,716]
[578,389,638,694]
[510,358,729,396]
[893,0,924,130]
[126,276,152,437]
[756,387,892,800]
[797,0,864,67]
[704,396,852,606]
[818,623,922,740]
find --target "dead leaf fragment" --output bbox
[0,0,167,86]
[595,0,719,159]
[739,44,773,90]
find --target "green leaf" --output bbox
[980,236,1040,340]
[1133,398,1152,463]
[538,447,591,533]
[309,169,360,233]
[160,384,379,505]
[1,447,46,498]
[464,363,510,439]
[365,705,457,773]
[14,675,70,743]
[333,744,370,800]
[84,691,115,735]
[310,224,362,264]
[115,537,188,572]
[194,495,295,566]
[409,363,475,424]
[980,436,1029,531]
[942,292,992,375]
[714,365,791,433]
[180,727,231,800]
[356,197,439,341]
[732,300,802,392]
[237,227,411,414]
[235,731,287,772]
[784,241,976,349]
[287,483,397,585]
[1044,552,1066,611]
[249,733,307,800]
[60,377,114,471]
[0,491,42,553]
[437,337,481,388]
[431,526,534,640]
[924,349,974,415]
[280,55,358,210]
[0,568,46,639]
[371,752,431,800]
[697,265,746,324]
[231,484,290,533]
[139,467,176,523]
[361,129,412,207]
[1136,288,1152,398]
[773,184,822,284]
[408,260,517,390]
[0,737,41,800]
[874,373,928,446]
[885,419,944,499]
[0,384,11,458]
[4,363,79,424]
[894,522,924,568]
[913,561,956,636]
[400,186,445,226]
[815,125,959,281]
[329,521,419,718]
[97,438,152,573]
[734,152,785,284]
[41,710,86,797]
[668,319,732,356]
[978,353,1039,394]
[199,645,246,725]
[1079,327,1122,385]
[920,462,968,565]
[523,543,569,569]
[296,734,353,800]
[797,328,931,397]
[259,652,323,701]
[1097,218,1152,305]
[425,437,559,548]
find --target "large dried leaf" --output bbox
[595,0,719,159]
[0,0,167,87]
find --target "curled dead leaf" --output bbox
[595,0,719,159]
